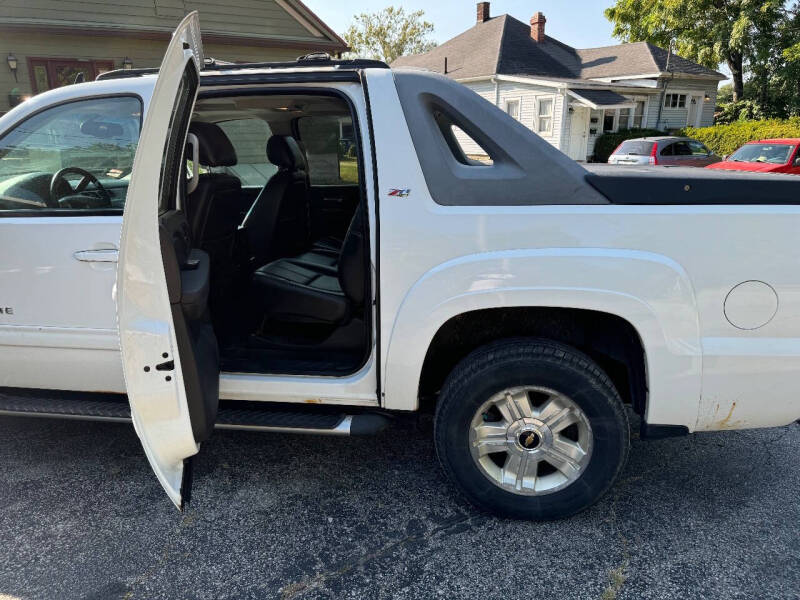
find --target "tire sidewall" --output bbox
[436,342,628,520]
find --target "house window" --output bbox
[664,93,687,108]
[537,97,554,134]
[505,99,520,121]
[603,109,616,132]
[632,101,646,128]
[618,108,631,130]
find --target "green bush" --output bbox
[592,128,665,163]
[715,100,766,125]
[681,117,800,156]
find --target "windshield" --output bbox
[729,143,793,164]
[614,140,654,156]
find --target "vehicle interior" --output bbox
[182,92,371,377]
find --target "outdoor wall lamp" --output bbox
[7,53,18,81]
[704,93,711,102]
[122,57,133,70]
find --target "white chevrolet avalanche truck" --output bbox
[0,14,798,520]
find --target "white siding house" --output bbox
[393,3,725,161]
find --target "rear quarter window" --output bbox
[297,115,359,186]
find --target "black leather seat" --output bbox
[311,236,344,252]
[185,122,243,251]
[251,206,365,325]
[240,135,309,267]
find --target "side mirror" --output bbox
[722,154,729,161]
[794,156,800,166]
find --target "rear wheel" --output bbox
[434,338,629,520]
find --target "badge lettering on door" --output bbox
[0,307,13,315]
[388,188,410,197]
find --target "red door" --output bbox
[29,58,115,93]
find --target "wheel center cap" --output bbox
[506,417,550,451]
[518,430,541,449]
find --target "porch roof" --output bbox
[568,89,635,110]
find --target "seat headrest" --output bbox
[267,135,306,171]
[189,122,237,167]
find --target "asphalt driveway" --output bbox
[0,413,797,600]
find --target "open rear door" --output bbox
[116,12,218,510]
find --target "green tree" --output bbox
[773,2,800,115]
[605,0,786,102]
[717,83,734,103]
[343,6,436,64]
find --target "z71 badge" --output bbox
[388,188,410,197]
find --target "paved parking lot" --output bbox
[0,413,797,600]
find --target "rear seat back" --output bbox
[241,135,309,267]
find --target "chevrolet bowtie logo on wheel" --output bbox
[388,188,410,197]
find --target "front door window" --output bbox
[0,95,141,212]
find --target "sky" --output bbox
[310,0,620,49]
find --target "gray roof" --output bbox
[392,14,725,82]
[570,89,631,106]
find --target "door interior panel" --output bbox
[159,210,219,443]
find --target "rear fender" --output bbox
[383,248,702,429]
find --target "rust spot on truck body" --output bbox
[697,398,749,431]
[718,402,737,428]
[708,400,746,430]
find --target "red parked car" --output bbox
[706,139,800,174]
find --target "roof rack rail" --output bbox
[96,68,159,81]
[205,55,390,72]
[96,55,389,81]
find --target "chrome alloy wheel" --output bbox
[469,386,593,495]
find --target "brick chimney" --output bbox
[530,12,546,42]
[477,2,490,23]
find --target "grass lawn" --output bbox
[339,158,358,183]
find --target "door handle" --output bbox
[74,248,119,263]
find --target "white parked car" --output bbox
[0,14,798,520]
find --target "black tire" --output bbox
[434,338,630,520]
